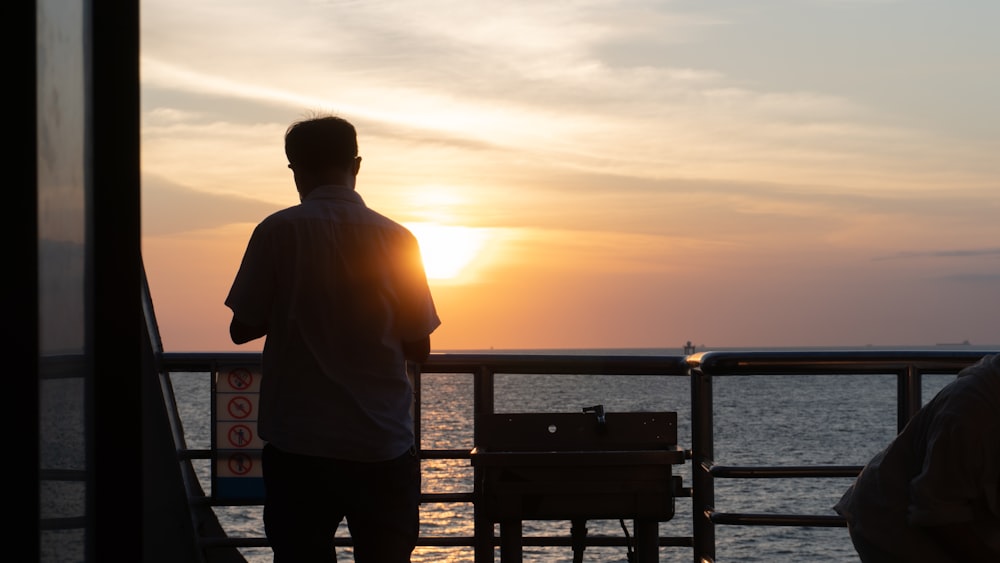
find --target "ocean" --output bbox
[171,348,979,562]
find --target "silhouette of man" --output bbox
[835,354,1000,562]
[226,115,440,562]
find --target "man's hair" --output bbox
[284,115,358,172]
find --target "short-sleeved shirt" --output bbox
[225,186,440,461]
[834,354,1000,560]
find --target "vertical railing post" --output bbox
[473,364,495,563]
[410,362,421,454]
[690,363,715,563]
[896,365,922,433]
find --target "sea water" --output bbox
[171,349,964,562]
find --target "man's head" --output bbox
[285,115,361,194]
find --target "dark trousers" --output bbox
[262,443,420,563]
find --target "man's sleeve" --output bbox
[395,233,440,342]
[225,224,275,328]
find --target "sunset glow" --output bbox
[405,222,490,282]
[140,1,1000,352]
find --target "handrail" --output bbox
[709,465,863,478]
[159,349,992,562]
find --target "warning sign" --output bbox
[226,452,260,476]
[216,421,265,449]
[226,395,254,419]
[216,391,258,420]
[214,364,266,500]
[218,366,260,393]
[228,423,253,448]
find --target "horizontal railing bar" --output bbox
[691,350,986,375]
[508,536,695,548]
[421,492,473,503]
[197,493,476,508]
[40,516,87,530]
[421,354,690,375]
[39,353,87,379]
[201,537,270,549]
[39,469,87,481]
[181,448,211,460]
[162,352,690,376]
[161,352,990,404]
[199,534,696,549]
[181,446,472,461]
[163,350,988,378]
[710,512,846,527]
[201,498,264,507]
[419,448,471,459]
[710,465,863,478]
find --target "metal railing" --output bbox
[158,349,991,562]
[686,349,988,562]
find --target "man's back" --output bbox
[228,185,437,461]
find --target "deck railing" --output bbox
[685,350,986,561]
[158,349,990,562]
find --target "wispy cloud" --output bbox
[143,0,1000,199]
[935,272,1000,283]
[874,248,1000,261]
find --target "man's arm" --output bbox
[230,316,267,344]
[402,336,431,364]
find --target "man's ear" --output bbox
[352,156,362,175]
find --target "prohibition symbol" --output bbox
[228,453,254,476]
[227,368,254,391]
[228,424,254,448]
[227,396,253,419]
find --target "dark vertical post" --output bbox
[411,362,421,453]
[473,364,495,563]
[499,520,522,563]
[690,364,715,563]
[15,2,39,561]
[897,365,922,433]
[473,364,496,436]
[635,518,659,563]
[91,0,142,560]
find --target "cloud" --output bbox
[142,174,280,236]
[140,0,1000,198]
[873,248,1000,261]
[937,272,1000,283]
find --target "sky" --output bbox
[140,0,999,353]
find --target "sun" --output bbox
[405,222,489,281]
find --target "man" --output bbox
[225,115,441,562]
[835,354,1000,562]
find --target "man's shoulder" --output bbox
[341,204,415,238]
[933,355,1000,424]
[365,208,411,232]
[252,205,301,231]
[980,353,1000,374]
[955,354,1000,390]
[255,198,415,240]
